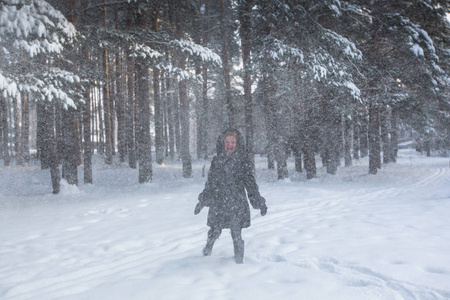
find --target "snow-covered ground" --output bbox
[0,149,449,300]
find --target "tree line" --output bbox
[0,0,448,194]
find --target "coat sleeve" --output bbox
[198,156,219,207]
[242,157,266,209]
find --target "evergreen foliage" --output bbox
[0,0,448,192]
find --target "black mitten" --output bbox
[194,202,204,215]
[260,203,268,216]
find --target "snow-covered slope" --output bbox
[1,149,449,300]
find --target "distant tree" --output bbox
[0,0,80,192]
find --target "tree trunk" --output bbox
[103,48,113,165]
[0,98,3,163]
[62,107,80,185]
[240,0,254,168]
[221,0,234,127]
[22,93,30,163]
[303,120,316,179]
[13,94,23,165]
[82,47,93,184]
[153,4,164,165]
[154,67,164,165]
[166,75,176,160]
[0,96,10,166]
[197,1,209,160]
[369,105,380,174]
[273,99,288,179]
[390,107,398,162]
[353,113,360,159]
[322,100,340,175]
[37,101,60,193]
[380,105,391,164]
[360,114,369,158]
[116,51,126,163]
[344,116,352,167]
[263,74,275,170]
[48,104,60,193]
[136,59,152,183]
[161,70,169,158]
[126,49,137,169]
[325,117,340,175]
[197,64,208,159]
[175,1,192,177]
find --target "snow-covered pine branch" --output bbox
[0,0,80,109]
[169,39,222,66]
[0,0,76,56]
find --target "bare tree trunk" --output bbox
[13,95,23,165]
[83,91,93,184]
[369,104,380,174]
[166,1,177,160]
[47,104,60,194]
[137,60,152,183]
[22,93,30,163]
[116,50,127,163]
[82,50,93,184]
[196,2,209,160]
[161,69,169,157]
[390,107,399,162]
[344,116,352,167]
[125,49,136,168]
[153,3,164,165]
[303,119,316,179]
[175,1,192,177]
[240,0,254,167]
[48,104,60,193]
[221,0,234,127]
[166,75,176,160]
[103,48,113,165]
[62,107,80,185]
[353,113,360,159]
[154,67,164,165]
[0,96,10,166]
[380,105,391,164]
[360,113,369,158]
[37,101,60,193]
[263,75,275,170]
[0,98,3,163]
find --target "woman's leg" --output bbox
[230,226,244,264]
[203,227,221,256]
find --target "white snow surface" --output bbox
[1,149,449,300]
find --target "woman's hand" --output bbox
[194,202,204,215]
[260,203,268,216]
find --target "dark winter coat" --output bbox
[198,129,266,229]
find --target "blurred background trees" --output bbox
[0,0,448,192]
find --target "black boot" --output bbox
[234,240,245,264]
[203,228,221,256]
[203,240,214,256]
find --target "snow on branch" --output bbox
[170,39,222,65]
[401,16,437,60]
[0,73,19,98]
[0,0,76,57]
[269,38,304,62]
[323,29,362,60]
[159,63,202,83]
[0,0,80,108]
[130,43,163,60]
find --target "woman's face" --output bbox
[224,135,237,156]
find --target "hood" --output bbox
[216,128,245,156]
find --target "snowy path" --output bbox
[0,150,449,300]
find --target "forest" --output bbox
[0,0,449,194]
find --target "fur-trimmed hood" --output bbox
[215,128,245,157]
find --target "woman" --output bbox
[194,128,267,264]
